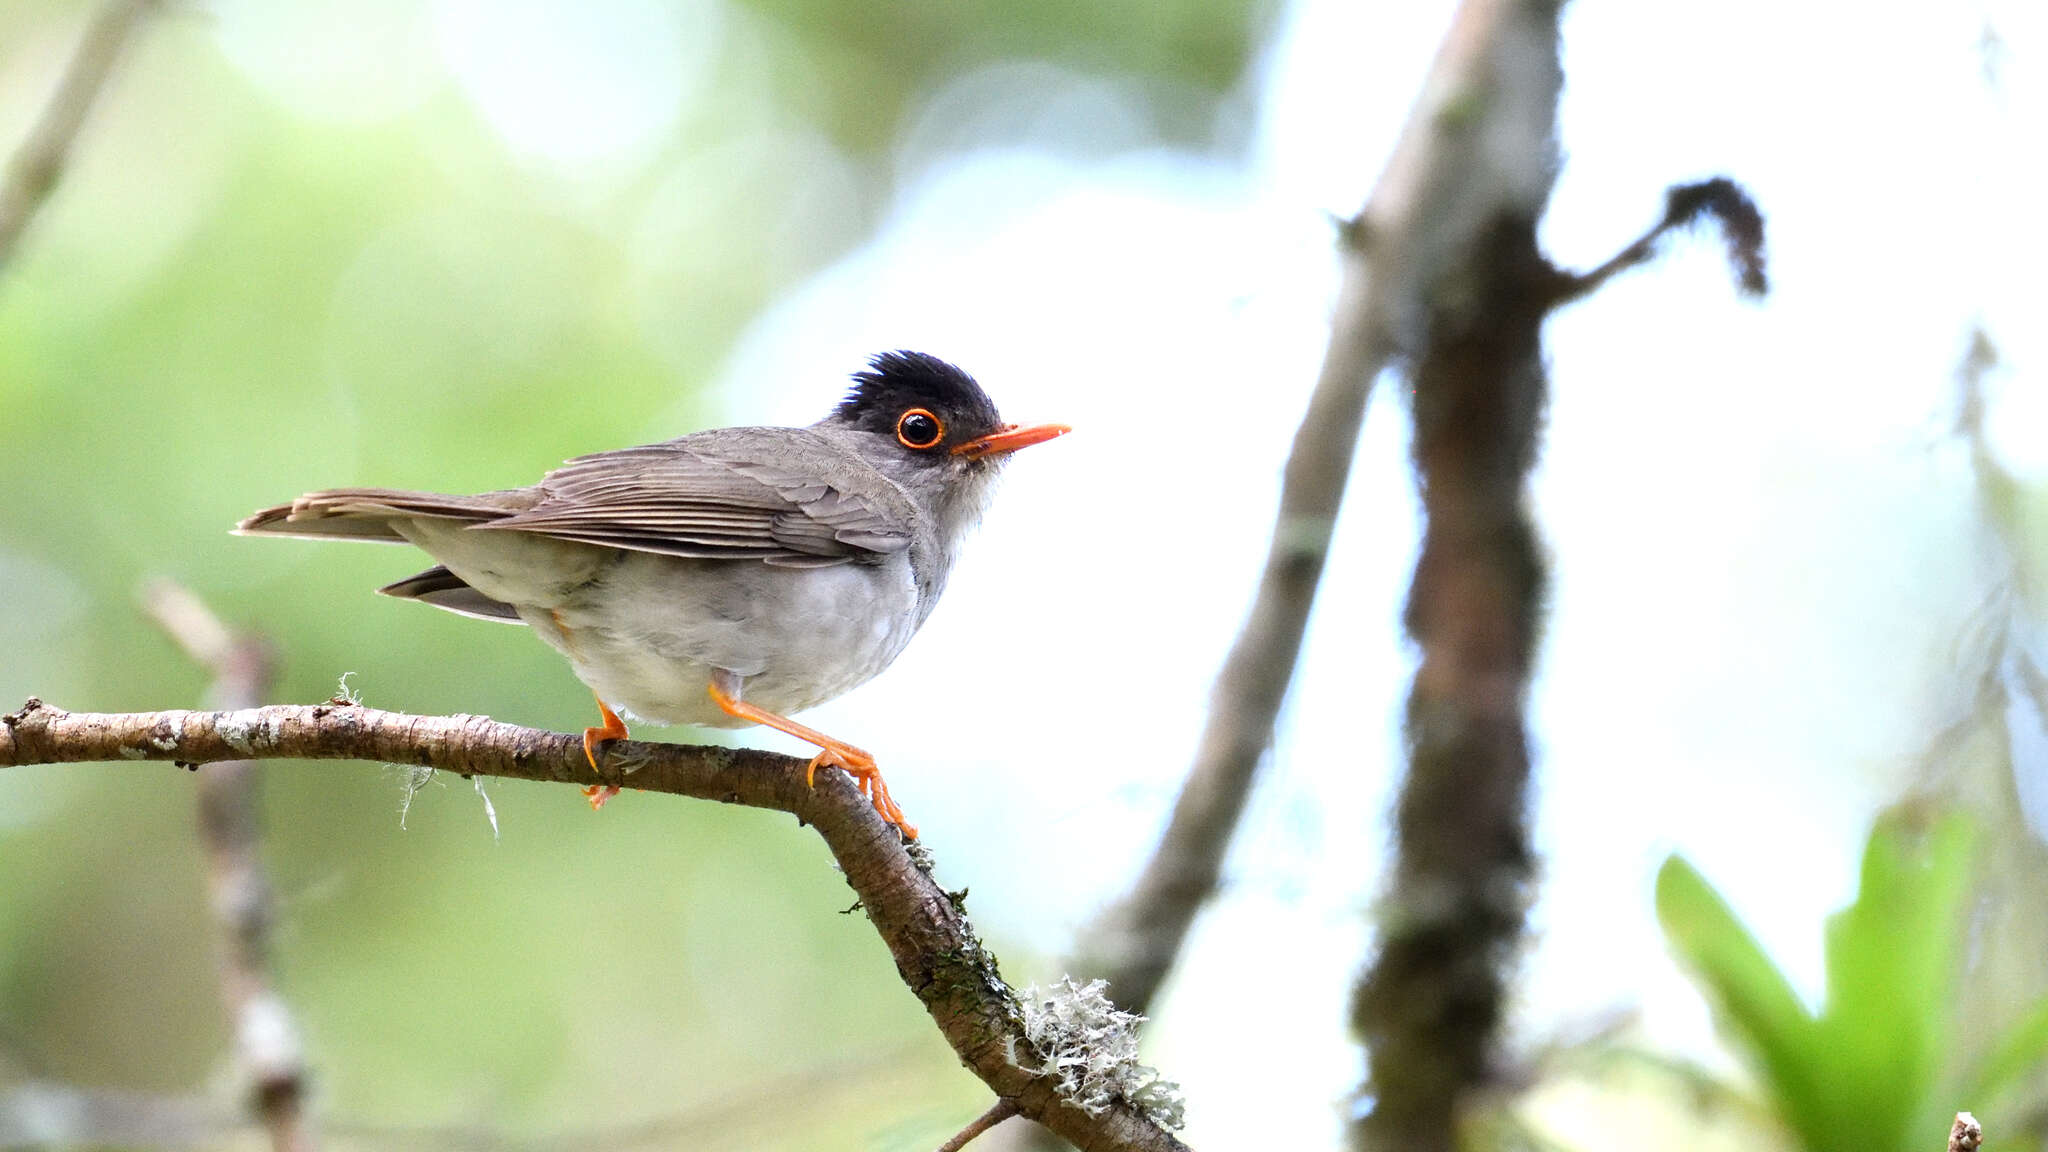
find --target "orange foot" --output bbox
[806,742,914,837]
[580,694,628,810]
[709,680,918,839]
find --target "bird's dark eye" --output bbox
[896,408,944,450]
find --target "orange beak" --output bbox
[951,422,1072,460]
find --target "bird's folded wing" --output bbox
[473,428,916,564]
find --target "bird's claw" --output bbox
[806,745,916,840]
[582,695,630,812]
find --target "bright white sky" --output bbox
[207,0,2048,1146]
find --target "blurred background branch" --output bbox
[1345,0,1784,1137]
[1002,4,1555,1143]
[1022,3,1781,1148]
[140,580,312,1152]
[1060,0,1401,1034]
[1349,1,1561,1147]
[0,0,155,268]
[0,1080,239,1149]
[1016,7,1564,1152]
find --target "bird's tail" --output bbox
[234,487,533,543]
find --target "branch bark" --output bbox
[1347,2,1564,1150]
[0,699,1190,1152]
[0,0,156,268]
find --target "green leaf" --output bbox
[1817,811,1976,1150]
[1658,811,1980,1152]
[1655,854,1827,1134]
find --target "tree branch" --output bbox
[140,581,313,1152]
[1349,1,1564,1149]
[1007,6,1575,1150]
[0,699,1190,1152]
[0,0,157,268]
[1047,0,1561,1137]
[1552,177,1768,305]
[1021,6,1767,1149]
[1345,4,1765,1150]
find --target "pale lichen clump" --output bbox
[1010,976,1185,1130]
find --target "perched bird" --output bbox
[237,351,1069,837]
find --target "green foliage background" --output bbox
[0,1,1268,1146]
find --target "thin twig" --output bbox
[140,581,313,1152]
[0,699,1191,1152]
[938,1099,1021,1152]
[0,0,157,268]
[1553,177,1769,305]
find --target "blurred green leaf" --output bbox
[1658,810,1978,1152]
[1655,854,1824,1135]
[1822,811,1975,1149]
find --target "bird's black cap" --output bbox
[834,351,1003,440]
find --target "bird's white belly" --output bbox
[520,551,924,728]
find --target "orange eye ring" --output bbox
[896,408,945,450]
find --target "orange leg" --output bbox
[580,694,628,810]
[707,680,917,840]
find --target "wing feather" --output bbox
[472,427,915,563]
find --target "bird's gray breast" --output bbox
[530,548,927,727]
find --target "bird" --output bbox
[236,351,1069,838]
